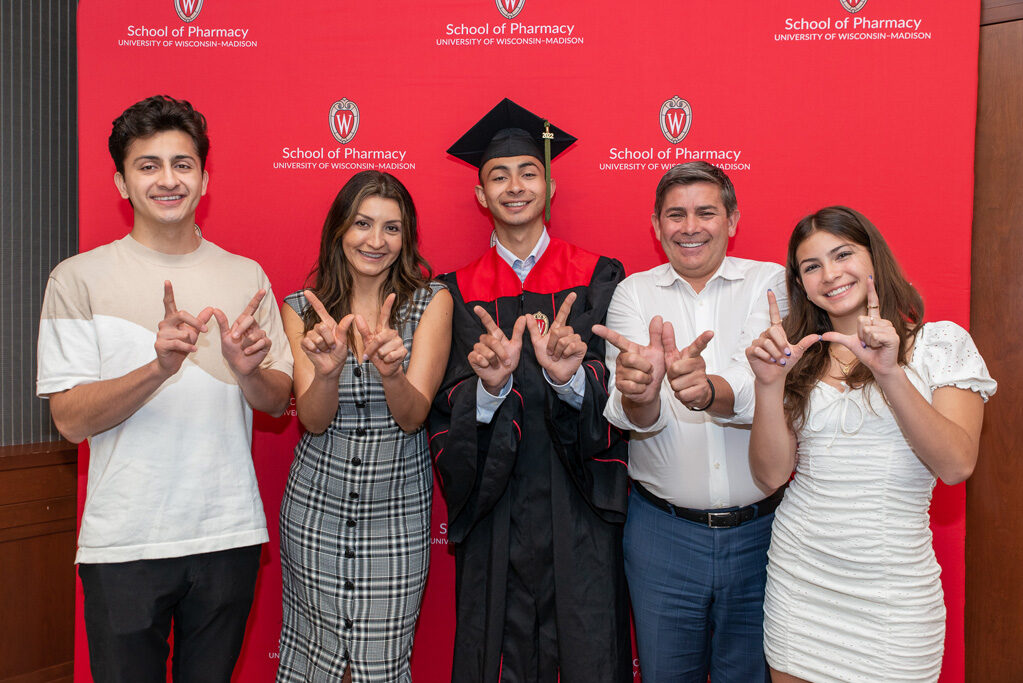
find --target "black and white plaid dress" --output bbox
[277,284,441,683]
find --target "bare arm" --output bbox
[47,280,212,443]
[285,297,355,434]
[746,290,819,492]
[375,289,453,432]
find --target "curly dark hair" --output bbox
[108,95,209,174]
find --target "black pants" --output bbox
[78,544,262,683]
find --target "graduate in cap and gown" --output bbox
[428,98,632,683]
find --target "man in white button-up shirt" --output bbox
[595,162,787,683]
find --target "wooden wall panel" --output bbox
[967,17,1023,683]
[0,442,77,683]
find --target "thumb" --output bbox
[648,316,664,351]
[211,308,229,332]
[661,321,679,359]
[821,331,865,360]
[511,316,528,345]
[524,314,542,344]
[793,333,823,359]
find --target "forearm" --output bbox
[236,367,292,417]
[623,395,661,429]
[705,375,736,418]
[48,360,170,443]
[294,371,341,433]
[749,380,796,491]
[382,370,431,432]
[878,369,979,485]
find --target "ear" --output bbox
[474,184,488,209]
[548,176,556,199]
[114,171,129,199]
[650,212,662,242]
[200,169,209,196]
[727,208,740,238]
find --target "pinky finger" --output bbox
[243,338,269,355]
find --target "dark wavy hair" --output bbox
[302,171,432,344]
[782,206,923,430]
[108,95,209,174]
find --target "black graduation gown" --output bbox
[428,237,631,683]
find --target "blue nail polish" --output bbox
[785,348,792,356]
[861,341,867,348]
[780,359,787,366]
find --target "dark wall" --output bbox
[0,1,78,446]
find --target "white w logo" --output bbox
[664,111,687,138]
[334,112,354,137]
[175,0,203,22]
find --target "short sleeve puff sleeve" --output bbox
[913,321,997,401]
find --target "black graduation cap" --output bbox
[447,98,576,221]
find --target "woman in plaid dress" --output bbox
[277,171,452,682]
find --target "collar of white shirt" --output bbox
[495,228,550,283]
[652,258,747,294]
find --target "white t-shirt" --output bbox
[37,235,294,563]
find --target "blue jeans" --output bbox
[624,490,772,683]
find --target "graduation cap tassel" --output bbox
[543,120,554,222]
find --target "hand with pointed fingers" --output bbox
[746,289,821,385]
[823,276,900,376]
[664,323,716,409]
[355,293,407,378]
[214,289,276,377]
[155,280,213,377]
[299,290,356,378]
[469,307,526,394]
[592,316,668,406]
[526,292,587,385]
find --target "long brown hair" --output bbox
[782,206,923,430]
[303,171,432,341]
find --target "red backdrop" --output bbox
[76,0,979,680]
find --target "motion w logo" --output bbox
[496,0,525,20]
[174,0,203,23]
[659,96,693,144]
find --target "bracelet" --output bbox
[686,378,715,412]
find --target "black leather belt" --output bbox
[632,480,785,528]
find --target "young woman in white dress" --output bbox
[745,206,995,683]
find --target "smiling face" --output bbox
[474,155,553,237]
[652,181,738,291]
[114,129,208,235]
[341,195,404,282]
[795,229,875,327]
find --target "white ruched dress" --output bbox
[763,322,996,683]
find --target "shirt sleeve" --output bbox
[255,270,294,378]
[544,366,585,410]
[476,376,512,423]
[37,273,102,396]
[716,265,788,424]
[916,321,997,401]
[602,279,670,434]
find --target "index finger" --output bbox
[377,293,396,331]
[553,292,577,327]
[866,275,879,312]
[473,305,502,336]
[163,281,177,317]
[303,290,336,326]
[591,324,633,353]
[240,289,267,319]
[767,289,782,326]
[687,330,714,358]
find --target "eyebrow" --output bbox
[664,204,720,213]
[487,160,540,176]
[798,242,854,267]
[132,154,197,164]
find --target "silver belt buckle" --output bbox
[707,511,732,528]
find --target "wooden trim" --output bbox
[981,0,1023,25]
